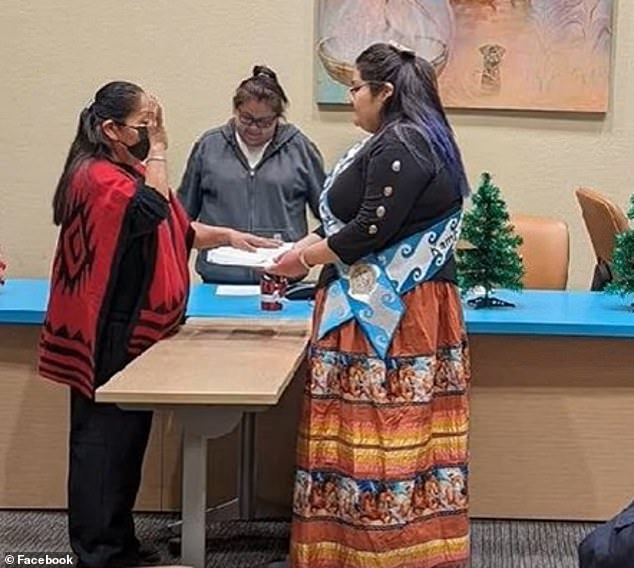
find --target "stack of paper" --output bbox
[207,243,292,268]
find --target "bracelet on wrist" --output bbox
[146,156,167,163]
[299,250,313,270]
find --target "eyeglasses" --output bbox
[348,80,386,96]
[114,121,147,132]
[236,112,278,129]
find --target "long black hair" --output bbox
[356,43,469,198]
[233,65,289,117]
[52,81,144,225]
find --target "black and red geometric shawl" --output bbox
[38,159,192,398]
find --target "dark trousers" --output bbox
[68,389,153,567]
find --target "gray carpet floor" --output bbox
[0,511,597,567]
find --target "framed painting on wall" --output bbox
[316,0,614,113]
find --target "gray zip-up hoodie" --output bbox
[178,120,325,283]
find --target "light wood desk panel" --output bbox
[469,334,634,521]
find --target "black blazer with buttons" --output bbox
[316,124,463,287]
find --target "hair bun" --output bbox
[252,65,278,82]
[388,40,416,59]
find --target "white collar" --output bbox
[235,132,271,169]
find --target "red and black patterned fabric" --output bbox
[38,159,192,398]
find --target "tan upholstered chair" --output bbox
[575,188,629,290]
[510,214,570,290]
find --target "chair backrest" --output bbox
[575,187,629,265]
[510,214,570,290]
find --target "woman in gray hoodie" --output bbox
[178,65,325,284]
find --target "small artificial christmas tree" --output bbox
[606,194,634,304]
[457,172,524,308]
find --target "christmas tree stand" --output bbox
[467,295,515,309]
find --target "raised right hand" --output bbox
[147,95,168,151]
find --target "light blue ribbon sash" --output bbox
[318,210,462,358]
[317,138,461,358]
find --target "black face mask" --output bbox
[124,126,150,161]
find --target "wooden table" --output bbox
[97,318,309,568]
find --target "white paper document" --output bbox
[216,285,261,296]
[206,242,292,268]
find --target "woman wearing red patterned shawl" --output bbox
[38,81,276,568]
